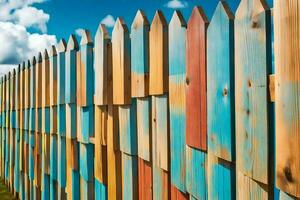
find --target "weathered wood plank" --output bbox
[137,97,150,161]
[169,10,187,192]
[119,99,137,155]
[131,10,149,97]
[207,153,235,200]
[30,57,36,109]
[94,24,112,105]
[186,145,207,200]
[36,53,43,108]
[235,0,271,184]
[207,1,235,161]
[122,153,138,200]
[138,158,152,200]
[274,0,300,197]
[57,39,67,105]
[57,104,66,136]
[79,143,94,182]
[112,18,131,105]
[57,135,66,188]
[152,95,168,171]
[66,103,76,139]
[152,165,169,200]
[80,30,94,107]
[95,178,107,200]
[42,49,50,107]
[49,45,58,106]
[149,11,168,95]
[186,6,208,151]
[79,106,94,144]
[66,35,78,104]
[171,184,189,200]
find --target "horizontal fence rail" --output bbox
[0,0,299,199]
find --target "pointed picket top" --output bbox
[95,23,110,40]
[22,61,26,70]
[43,49,49,59]
[48,45,57,58]
[31,56,36,66]
[131,9,149,30]
[17,64,21,73]
[210,1,234,23]
[80,29,93,46]
[67,34,79,51]
[57,39,67,53]
[38,52,43,62]
[170,10,187,28]
[12,68,16,75]
[236,0,269,19]
[25,59,31,69]
[188,6,208,27]
[113,17,129,35]
[151,10,167,29]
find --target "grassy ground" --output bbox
[0,179,17,200]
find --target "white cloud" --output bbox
[0,65,17,77]
[75,28,84,36]
[13,6,50,33]
[101,15,115,28]
[165,0,188,9]
[0,0,57,75]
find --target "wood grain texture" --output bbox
[186,6,208,151]
[207,153,235,200]
[57,39,67,105]
[30,57,36,109]
[131,10,149,97]
[171,184,189,200]
[36,53,43,108]
[274,0,300,198]
[149,11,168,95]
[152,165,169,200]
[151,95,168,171]
[207,2,235,161]
[237,171,269,200]
[138,158,152,200]
[112,18,131,105]
[49,45,58,106]
[42,49,50,107]
[94,24,112,105]
[80,30,94,107]
[119,99,137,155]
[137,97,151,161]
[169,10,187,193]
[65,35,78,104]
[235,0,271,184]
[122,153,138,200]
[186,145,207,200]
[107,105,122,200]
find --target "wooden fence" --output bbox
[0,0,299,199]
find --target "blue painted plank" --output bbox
[65,35,78,104]
[80,106,94,143]
[50,180,57,200]
[66,103,76,139]
[95,178,107,200]
[29,108,35,132]
[42,173,50,200]
[119,99,137,155]
[207,1,235,162]
[49,46,58,106]
[186,145,207,200]
[79,143,94,181]
[50,135,57,181]
[37,108,42,132]
[169,10,187,193]
[122,153,138,200]
[50,106,57,134]
[57,135,66,187]
[42,107,50,134]
[137,97,150,161]
[71,170,80,200]
[57,104,66,136]
[235,0,271,184]
[207,153,235,200]
[14,135,20,192]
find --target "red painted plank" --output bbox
[186,6,208,150]
[171,184,189,200]
[138,158,152,200]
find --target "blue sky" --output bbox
[0,0,273,75]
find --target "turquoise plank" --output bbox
[95,177,107,200]
[49,46,58,106]
[79,143,94,181]
[122,153,138,200]
[65,37,78,104]
[50,179,57,200]
[119,99,137,155]
[186,146,207,200]
[80,106,94,143]
[80,31,94,106]
[29,108,35,132]
[71,170,80,200]
[50,135,57,181]
[57,104,66,136]
[10,110,16,129]
[235,0,271,184]
[137,97,150,161]
[208,153,235,200]
[29,145,35,180]
[29,131,35,147]
[207,1,235,162]
[37,108,42,132]
[42,173,50,200]
[14,135,20,192]
[43,107,50,134]
[57,135,66,187]
[169,11,187,192]
[66,103,77,139]
[58,42,66,105]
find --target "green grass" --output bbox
[0,179,17,200]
